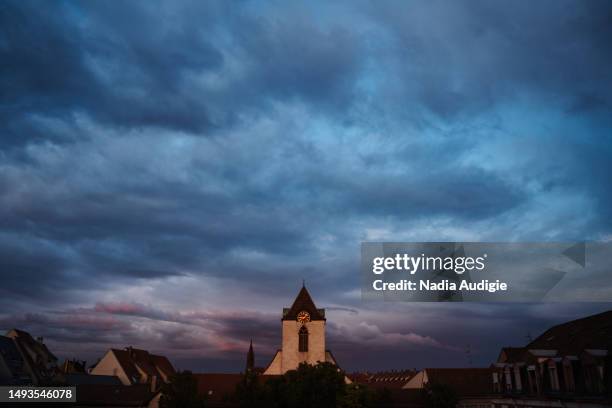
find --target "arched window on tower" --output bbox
[298,326,308,352]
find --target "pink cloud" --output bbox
[94,302,147,315]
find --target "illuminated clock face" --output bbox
[297,311,311,323]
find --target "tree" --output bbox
[282,362,347,408]
[338,384,392,408]
[337,384,367,408]
[422,382,458,408]
[159,370,206,408]
[234,362,377,408]
[236,362,346,408]
[235,369,266,408]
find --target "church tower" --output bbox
[263,285,338,375]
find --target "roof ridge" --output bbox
[542,310,612,331]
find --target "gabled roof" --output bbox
[527,310,612,354]
[0,335,30,384]
[5,329,57,384]
[109,347,175,384]
[282,286,325,321]
[110,349,140,382]
[150,354,175,379]
[423,368,495,396]
[6,329,57,363]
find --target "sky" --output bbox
[1,0,612,373]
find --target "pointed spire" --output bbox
[282,285,325,321]
[246,339,254,372]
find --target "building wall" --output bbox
[91,351,130,385]
[280,320,326,373]
[402,370,428,389]
[264,351,282,375]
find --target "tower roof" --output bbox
[246,339,254,372]
[282,286,325,321]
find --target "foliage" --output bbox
[235,362,346,408]
[422,381,458,408]
[234,363,395,408]
[160,370,206,408]
[235,369,265,408]
[337,384,393,408]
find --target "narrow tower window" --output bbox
[298,326,308,352]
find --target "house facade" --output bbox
[491,311,612,407]
[90,346,175,391]
[2,329,57,385]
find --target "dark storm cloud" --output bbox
[0,1,223,142]
[366,0,612,120]
[0,0,365,149]
[1,0,612,371]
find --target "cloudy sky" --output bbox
[1,0,612,372]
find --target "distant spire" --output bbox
[246,339,254,372]
[302,279,305,288]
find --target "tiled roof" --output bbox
[349,369,416,389]
[195,373,244,401]
[0,335,30,384]
[424,368,495,396]
[6,329,57,363]
[150,354,176,379]
[110,347,175,384]
[5,329,57,384]
[110,349,140,382]
[282,286,325,321]
[527,310,612,354]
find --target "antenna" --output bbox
[466,344,473,367]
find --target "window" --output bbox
[527,367,538,394]
[298,326,308,352]
[504,368,512,391]
[493,372,501,392]
[563,360,575,392]
[548,364,559,391]
[513,366,522,391]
